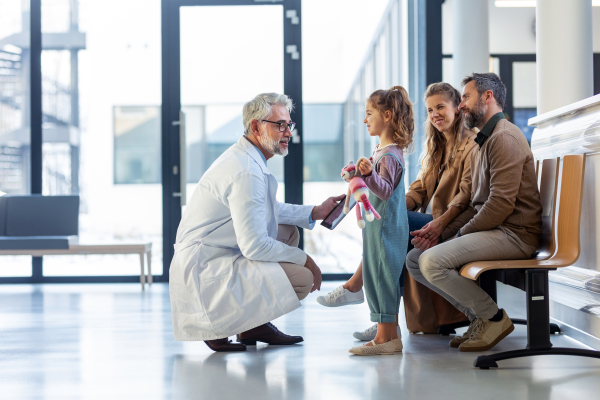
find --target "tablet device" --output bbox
[320,195,356,230]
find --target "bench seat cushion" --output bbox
[0,236,77,250]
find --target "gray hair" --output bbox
[461,72,507,110]
[242,93,294,135]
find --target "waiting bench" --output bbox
[459,154,600,368]
[0,195,153,289]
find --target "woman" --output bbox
[317,82,477,337]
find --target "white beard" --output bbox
[260,134,288,156]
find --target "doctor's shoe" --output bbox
[237,322,304,345]
[204,338,247,352]
[316,285,364,307]
[458,310,514,352]
[353,323,401,341]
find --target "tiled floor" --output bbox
[1,281,599,399]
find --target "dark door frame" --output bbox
[160,0,304,281]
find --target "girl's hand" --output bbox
[357,157,373,176]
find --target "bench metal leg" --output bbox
[507,318,562,334]
[474,269,598,369]
[146,251,152,285]
[474,348,600,368]
[139,253,146,290]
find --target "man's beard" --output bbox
[463,97,486,130]
[260,134,288,156]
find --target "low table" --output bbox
[0,243,153,289]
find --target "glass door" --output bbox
[179,5,285,206]
[161,0,303,277]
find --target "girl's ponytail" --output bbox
[368,86,415,152]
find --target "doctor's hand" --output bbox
[311,194,346,220]
[304,255,322,292]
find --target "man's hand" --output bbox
[311,194,345,220]
[412,219,444,241]
[304,255,322,292]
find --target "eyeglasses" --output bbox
[261,120,296,133]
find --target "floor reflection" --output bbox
[171,346,305,399]
[1,283,600,400]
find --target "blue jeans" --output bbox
[399,211,433,292]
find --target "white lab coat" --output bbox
[169,136,315,341]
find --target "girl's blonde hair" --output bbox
[418,82,464,183]
[367,86,415,151]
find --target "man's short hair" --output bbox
[461,72,507,110]
[242,93,295,135]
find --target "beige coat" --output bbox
[406,130,477,219]
[403,129,477,333]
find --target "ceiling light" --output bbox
[496,0,600,6]
[495,1,535,6]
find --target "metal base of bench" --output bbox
[0,243,153,290]
[474,269,600,369]
[474,347,600,369]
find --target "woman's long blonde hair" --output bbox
[418,82,464,183]
[367,86,415,152]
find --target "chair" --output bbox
[460,154,600,368]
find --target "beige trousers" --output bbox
[406,226,535,320]
[277,224,313,300]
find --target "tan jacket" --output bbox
[442,119,542,251]
[406,130,477,219]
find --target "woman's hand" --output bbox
[357,157,373,176]
[411,235,439,251]
[410,217,446,251]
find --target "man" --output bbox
[169,93,343,352]
[406,73,542,352]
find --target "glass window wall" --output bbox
[0,0,32,277]
[302,0,398,273]
[40,0,163,277]
[513,61,537,143]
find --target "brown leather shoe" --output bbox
[237,322,304,345]
[204,338,247,352]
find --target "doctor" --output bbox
[170,93,344,352]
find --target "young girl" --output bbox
[349,86,414,355]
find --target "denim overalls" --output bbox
[362,152,409,323]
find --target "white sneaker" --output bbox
[316,285,364,307]
[353,323,402,341]
[349,340,394,356]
